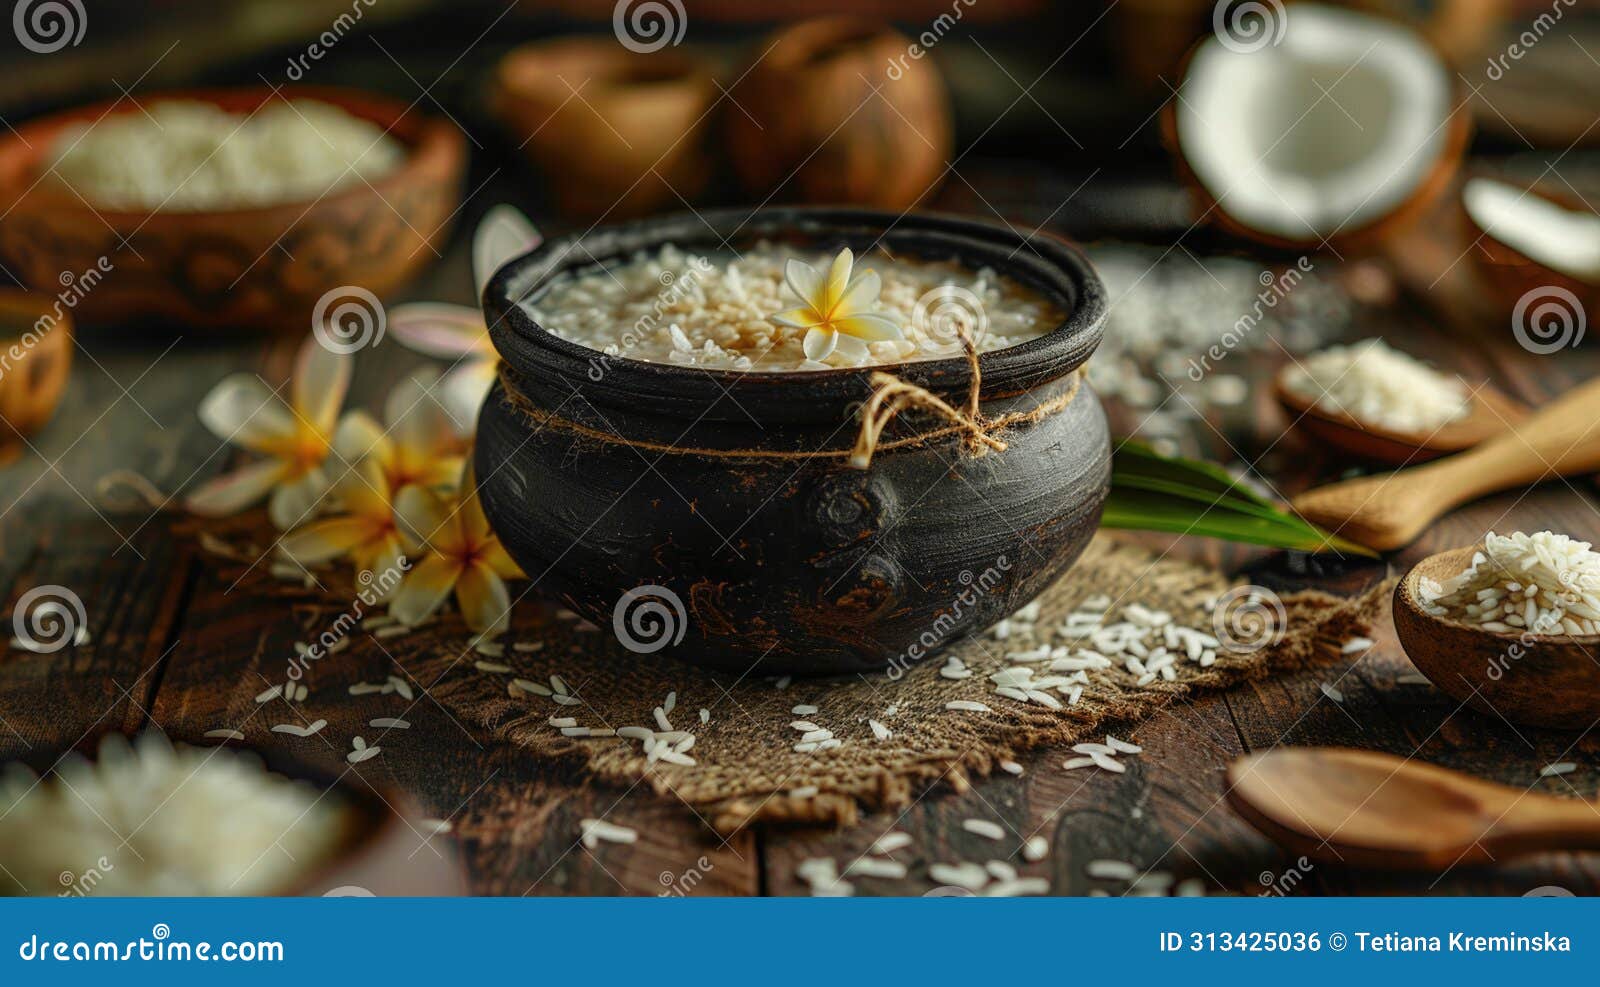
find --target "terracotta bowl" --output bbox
[8,735,465,896]
[0,288,72,465]
[477,208,1110,675]
[0,86,466,333]
[490,39,714,220]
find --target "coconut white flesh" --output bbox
[1177,4,1452,243]
[1463,177,1600,282]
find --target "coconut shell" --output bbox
[1460,178,1600,339]
[490,39,715,221]
[725,18,951,210]
[0,290,72,465]
[1162,17,1472,254]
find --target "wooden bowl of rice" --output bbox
[0,86,466,334]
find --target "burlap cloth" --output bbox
[183,513,1387,834]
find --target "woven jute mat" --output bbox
[187,514,1386,835]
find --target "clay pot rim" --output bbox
[758,15,909,70]
[483,207,1107,424]
[0,84,463,225]
[495,37,712,99]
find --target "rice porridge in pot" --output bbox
[523,243,1065,371]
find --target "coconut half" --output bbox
[1171,4,1467,250]
[1463,178,1600,284]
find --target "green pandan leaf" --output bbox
[1113,439,1276,508]
[1103,444,1378,558]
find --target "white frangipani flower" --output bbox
[769,248,904,364]
[387,205,541,433]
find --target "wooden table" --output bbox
[5,163,1600,898]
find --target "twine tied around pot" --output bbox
[850,324,1003,469]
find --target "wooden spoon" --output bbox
[1393,545,1600,729]
[1292,375,1600,550]
[1274,370,1528,465]
[1228,747,1600,869]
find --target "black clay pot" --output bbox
[477,208,1109,675]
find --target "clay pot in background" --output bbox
[725,18,952,211]
[491,39,715,221]
[0,87,464,334]
[0,290,72,466]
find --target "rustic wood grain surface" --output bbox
[5,160,1600,897]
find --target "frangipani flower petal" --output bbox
[481,539,526,580]
[360,536,409,600]
[388,553,460,627]
[823,248,854,313]
[394,483,451,552]
[836,268,881,312]
[197,375,296,450]
[279,517,372,565]
[268,467,331,531]
[831,332,871,362]
[832,312,905,342]
[473,205,542,296]
[770,306,820,330]
[388,302,490,358]
[291,337,352,438]
[802,327,838,362]
[184,458,289,517]
[332,457,392,523]
[784,258,827,310]
[332,410,390,466]
[456,561,512,635]
[437,360,497,437]
[386,368,457,457]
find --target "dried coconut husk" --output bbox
[187,512,1389,835]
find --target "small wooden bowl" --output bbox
[0,86,466,333]
[1394,546,1600,729]
[1462,179,1600,335]
[11,735,465,896]
[490,39,714,220]
[1274,369,1528,465]
[0,289,72,465]
[725,17,951,210]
